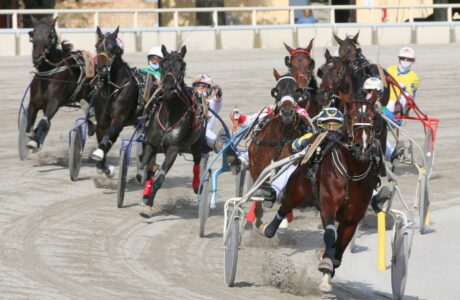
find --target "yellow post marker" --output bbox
[377,212,386,271]
[425,210,430,226]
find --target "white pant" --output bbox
[206,96,223,147]
[385,141,394,161]
[271,165,297,197]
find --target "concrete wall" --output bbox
[0,33,16,56]
[3,24,458,56]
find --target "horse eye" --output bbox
[271,88,279,98]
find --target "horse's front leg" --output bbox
[94,124,115,177]
[140,146,179,218]
[27,97,59,151]
[333,221,360,270]
[91,121,123,161]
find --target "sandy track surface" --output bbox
[1,43,458,299]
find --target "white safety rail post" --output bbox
[94,11,99,28]
[251,9,257,26]
[173,10,179,28]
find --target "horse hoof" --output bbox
[279,218,289,229]
[319,273,332,292]
[105,165,115,178]
[318,257,334,274]
[91,149,104,161]
[26,140,39,152]
[260,223,268,236]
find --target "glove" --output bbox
[382,106,402,126]
[296,107,308,118]
[213,84,222,98]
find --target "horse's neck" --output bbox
[110,57,129,84]
[36,47,64,72]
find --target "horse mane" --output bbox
[60,40,73,54]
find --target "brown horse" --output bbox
[246,70,310,226]
[283,39,323,117]
[317,49,387,176]
[91,26,141,176]
[25,16,92,151]
[262,91,382,291]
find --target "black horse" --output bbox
[139,45,207,218]
[91,26,142,177]
[26,16,92,152]
[333,32,391,106]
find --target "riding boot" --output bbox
[371,186,392,213]
[253,182,277,209]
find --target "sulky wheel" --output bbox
[69,128,83,181]
[198,170,211,238]
[391,220,410,300]
[117,148,129,208]
[224,214,240,287]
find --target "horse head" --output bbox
[95,26,123,84]
[333,31,360,63]
[28,16,58,67]
[317,49,353,107]
[272,69,302,126]
[342,91,378,161]
[160,45,187,98]
[284,38,315,89]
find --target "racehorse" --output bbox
[25,16,92,151]
[283,39,323,117]
[261,91,382,292]
[317,49,387,175]
[247,70,310,226]
[91,26,141,177]
[139,45,207,218]
[333,32,391,106]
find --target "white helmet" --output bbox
[147,46,163,59]
[398,47,416,60]
[363,77,383,92]
[193,74,213,88]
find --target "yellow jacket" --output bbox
[387,64,420,103]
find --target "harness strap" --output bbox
[32,65,69,77]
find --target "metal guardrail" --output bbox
[1,4,460,30]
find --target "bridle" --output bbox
[343,100,375,155]
[30,21,58,67]
[321,59,347,105]
[289,49,314,102]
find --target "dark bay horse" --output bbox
[91,26,141,177]
[283,39,323,117]
[261,91,382,292]
[333,32,391,106]
[139,45,207,218]
[26,16,92,151]
[247,70,310,226]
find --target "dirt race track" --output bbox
[1,43,459,299]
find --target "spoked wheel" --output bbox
[117,148,129,208]
[69,128,83,181]
[391,220,410,300]
[224,214,240,287]
[423,128,435,179]
[18,111,29,161]
[234,169,246,197]
[198,170,211,238]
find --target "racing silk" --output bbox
[387,64,420,107]
[205,95,223,147]
[291,132,313,153]
[237,105,307,127]
[139,67,161,81]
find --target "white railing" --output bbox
[1,4,460,30]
